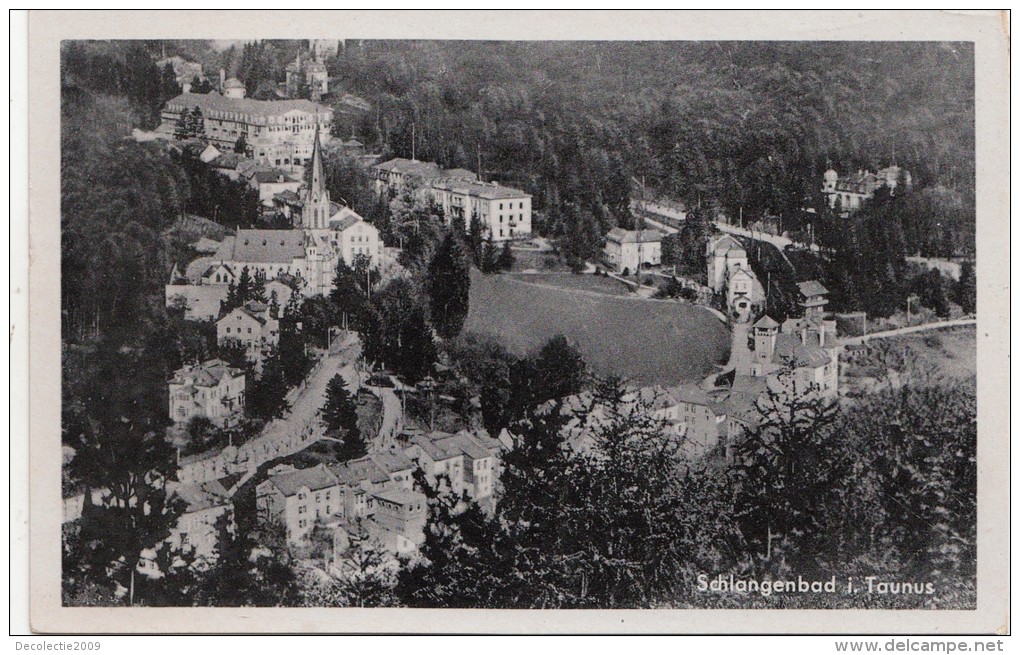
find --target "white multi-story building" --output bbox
[822,165,912,214]
[429,178,533,241]
[216,301,280,364]
[168,359,246,427]
[603,227,662,273]
[256,430,502,549]
[158,93,333,168]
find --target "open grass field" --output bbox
[464,269,731,386]
[508,248,573,272]
[508,272,634,296]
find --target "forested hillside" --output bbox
[328,41,974,253]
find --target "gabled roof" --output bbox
[329,213,361,232]
[773,333,831,369]
[170,358,244,387]
[210,152,247,169]
[165,284,227,319]
[274,189,303,205]
[268,464,338,497]
[370,450,416,474]
[606,227,662,244]
[710,234,745,254]
[331,456,392,485]
[371,488,421,507]
[164,93,331,119]
[225,229,306,263]
[797,280,829,298]
[408,433,462,462]
[371,158,442,178]
[430,178,530,200]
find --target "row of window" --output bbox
[498,202,526,210]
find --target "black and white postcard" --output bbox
[22,9,1010,634]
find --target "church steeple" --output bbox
[303,125,330,229]
[310,125,325,198]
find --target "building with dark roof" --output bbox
[158,92,333,168]
[168,359,245,427]
[750,314,840,399]
[428,177,532,241]
[216,300,280,367]
[603,227,662,273]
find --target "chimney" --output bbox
[801,327,808,345]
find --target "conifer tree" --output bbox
[321,374,365,460]
[251,269,269,303]
[427,232,471,339]
[497,239,515,271]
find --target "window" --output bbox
[499,203,504,210]
[298,506,306,514]
[299,519,306,528]
[247,328,252,334]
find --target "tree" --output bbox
[159,63,182,104]
[351,253,379,296]
[729,368,842,573]
[953,260,976,315]
[278,294,312,387]
[234,133,248,154]
[427,231,471,339]
[332,520,398,607]
[480,236,498,273]
[68,417,185,605]
[362,278,437,383]
[912,268,951,319]
[497,239,515,271]
[531,335,587,404]
[467,211,485,265]
[321,374,365,460]
[195,518,301,606]
[190,76,214,94]
[245,346,291,421]
[251,269,269,303]
[235,266,253,305]
[329,258,369,332]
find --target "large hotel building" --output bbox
[158,92,333,168]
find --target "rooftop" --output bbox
[773,333,831,369]
[606,227,662,244]
[170,358,243,387]
[164,93,331,119]
[797,280,829,298]
[431,177,530,200]
[268,464,338,497]
[219,229,307,264]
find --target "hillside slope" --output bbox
[464,270,730,386]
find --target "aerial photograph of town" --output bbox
[59,38,977,610]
